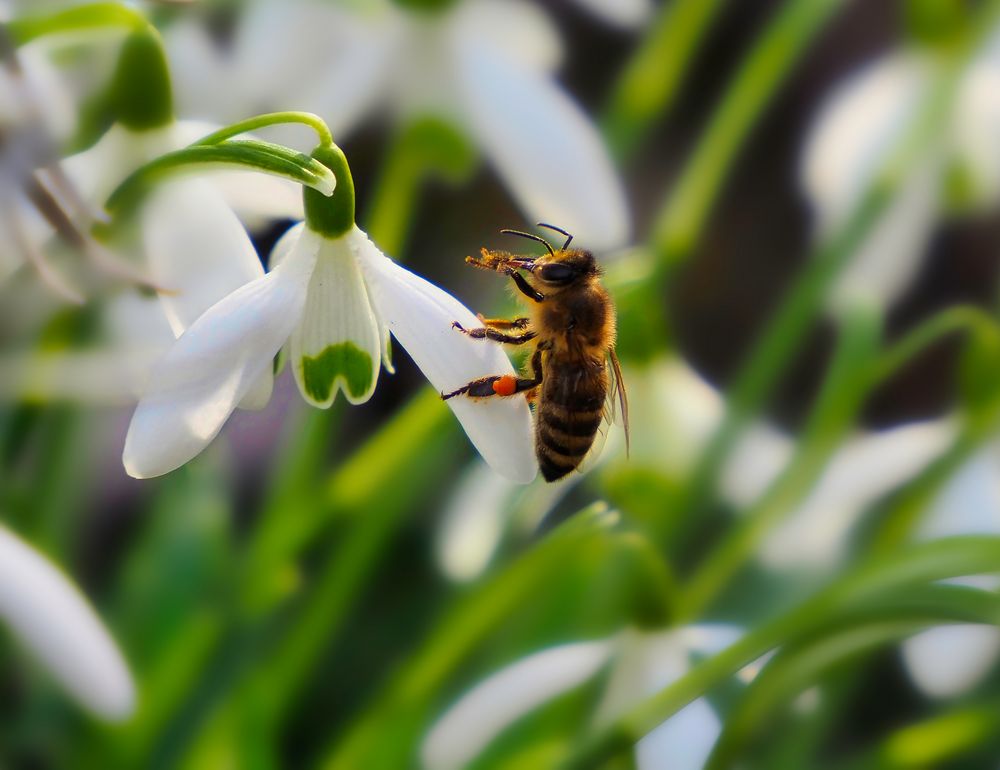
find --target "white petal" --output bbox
[637,698,721,770]
[455,39,630,251]
[142,179,265,336]
[920,443,1000,539]
[953,41,1000,207]
[122,229,320,478]
[902,624,1000,698]
[594,629,689,726]
[800,53,943,309]
[421,640,614,770]
[451,0,563,73]
[721,422,794,508]
[759,419,956,570]
[354,228,537,483]
[290,235,381,407]
[0,526,134,720]
[565,0,653,29]
[435,461,517,582]
[164,20,247,126]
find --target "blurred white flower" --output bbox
[723,419,957,571]
[166,0,630,250]
[901,444,1000,699]
[0,525,134,721]
[123,219,536,483]
[800,30,1000,311]
[422,624,743,770]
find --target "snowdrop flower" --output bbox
[166,0,629,250]
[124,143,535,482]
[422,624,744,770]
[901,444,1000,699]
[801,26,1000,312]
[0,525,134,720]
[722,419,957,571]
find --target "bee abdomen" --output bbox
[535,405,603,481]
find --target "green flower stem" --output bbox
[602,0,728,161]
[103,141,337,218]
[650,0,846,268]
[873,304,999,384]
[365,118,477,257]
[5,2,147,45]
[192,112,334,150]
[677,307,883,621]
[560,536,1000,769]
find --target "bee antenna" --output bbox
[500,228,554,256]
[536,222,573,249]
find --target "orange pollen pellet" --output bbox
[492,375,517,396]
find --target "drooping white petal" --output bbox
[920,443,1000,540]
[455,39,630,252]
[902,624,1000,699]
[435,461,517,582]
[594,629,689,726]
[122,229,320,479]
[354,228,536,483]
[142,179,274,411]
[289,235,382,407]
[637,698,721,770]
[421,640,614,770]
[758,420,956,570]
[721,422,794,507]
[801,53,943,310]
[0,526,134,720]
[451,0,563,73]
[564,0,654,29]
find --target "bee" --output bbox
[442,223,629,481]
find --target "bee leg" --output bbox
[507,270,545,303]
[476,315,531,330]
[451,322,536,345]
[441,351,543,401]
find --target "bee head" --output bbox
[529,249,598,288]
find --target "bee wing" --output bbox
[575,352,628,476]
[607,348,630,457]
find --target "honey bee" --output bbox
[442,223,629,481]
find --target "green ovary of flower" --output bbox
[301,342,374,403]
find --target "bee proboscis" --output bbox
[442,223,629,481]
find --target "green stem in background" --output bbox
[677,307,882,620]
[365,117,477,257]
[650,0,846,268]
[5,2,147,45]
[560,536,1000,769]
[192,112,334,150]
[602,0,728,161]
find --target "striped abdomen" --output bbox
[535,357,608,481]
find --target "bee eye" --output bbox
[539,263,576,284]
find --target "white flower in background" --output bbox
[123,158,536,482]
[422,625,744,770]
[801,28,1000,312]
[901,444,1000,699]
[165,0,630,250]
[722,419,957,571]
[0,525,134,721]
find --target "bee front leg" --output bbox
[451,321,536,345]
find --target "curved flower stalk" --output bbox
[0,525,134,721]
[123,143,535,483]
[421,625,745,770]
[900,444,1000,699]
[801,26,1000,312]
[165,0,630,250]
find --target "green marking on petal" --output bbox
[301,342,374,404]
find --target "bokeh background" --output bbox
[5,0,1000,768]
